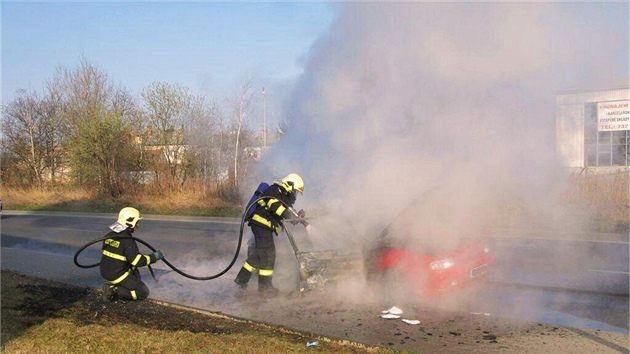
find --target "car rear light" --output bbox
[430,257,454,270]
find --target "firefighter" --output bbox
[234,173,306,294]
[100,207,163,301]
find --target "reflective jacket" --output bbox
[99,228,158,284]
[249,182,298,232]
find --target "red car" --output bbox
[364,233,495,297]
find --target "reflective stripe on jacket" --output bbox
[99,229,157,283]
[249,183,296,231]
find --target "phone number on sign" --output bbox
[599,123,629,131]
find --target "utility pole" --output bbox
[262,87,267,148]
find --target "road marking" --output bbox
[588,269,630,275]
[490,235,629,244]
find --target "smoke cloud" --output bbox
[260,2,628,243]
[116,3,626,332]
[251,2,629,313]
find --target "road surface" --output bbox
[2,212,628,353]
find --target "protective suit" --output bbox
[100,207,163,301]
[234,174,305,294]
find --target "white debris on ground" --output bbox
[379,313,401,319]
[306,340,319,347]
[381,306,403,315]
[379,306,421,324]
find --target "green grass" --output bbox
[2,319,345,354]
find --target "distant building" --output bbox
[556,87,629,173]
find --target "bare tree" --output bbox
[187,97,224,189]
[228,77,255,188]
[51,58,139,197]
[141,81,202,188]
[1,89,48,187]
[40,84,66,186]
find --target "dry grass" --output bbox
[568,173,628,209]
[134,181,240,216]
[1,186,91,209]
[1,172,628,231]
[562,172,629,232]
[0,183,242,217]
[1,319,330,354]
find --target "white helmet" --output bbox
[281,173,304,194]
[117,207,143,229]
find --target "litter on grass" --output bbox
[401,319,421,325]
[306,340,319,347]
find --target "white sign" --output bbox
[597,100,630,131]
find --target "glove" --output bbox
[297,209,308,227]
[289,208,302,225]
[152,250,163,261]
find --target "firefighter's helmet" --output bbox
[281,173,304,194]
[117,207,143,229]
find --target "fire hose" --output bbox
[73,197,305,281]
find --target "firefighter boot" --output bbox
[234,266,252,288]
[101,283,118,302]
[258,275,280,295]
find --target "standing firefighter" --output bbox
[235,173,307,294]
[100,207,163,301]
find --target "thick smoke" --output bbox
[57,3,628,322]
[261,2,628,247]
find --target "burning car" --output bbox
[363,229,495,297]
[286,195,495,295]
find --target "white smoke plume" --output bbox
[92,4,629,332]
[260,2,628,249]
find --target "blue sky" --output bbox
[1,1,334,125]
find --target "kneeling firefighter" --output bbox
[100,207,164,301]
[235,173,307,294]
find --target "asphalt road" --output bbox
[1,211,628,340]
[489,229,629,296]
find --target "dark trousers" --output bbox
[235,224,276,288]
[116,269,150,301]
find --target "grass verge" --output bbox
[0,270,396,354]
